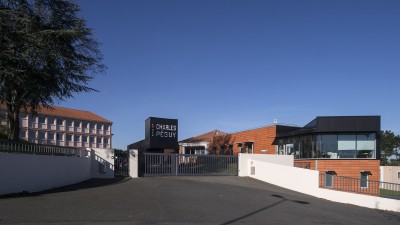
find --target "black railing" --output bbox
[319,174,400,199]
[0,140,88,157]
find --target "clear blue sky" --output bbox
[59,0,400,149]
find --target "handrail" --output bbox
[319,174,400,199]
[0,140,88,157]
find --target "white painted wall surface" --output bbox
[238,153,293,177]
[129,149,138,178]
[380,166,400,184]
[241,155,400,212]
[0,153,91,195]
[90,148,114,179]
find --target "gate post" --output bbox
[129,149,138,178]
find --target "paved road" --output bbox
[0,176,399,225]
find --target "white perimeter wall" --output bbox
[0,148,115,195]
[0,153,91,195]
[129,149,138,178]
[90,148,115,179]
[240,154,400,212]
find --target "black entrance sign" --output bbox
[145,117,178,149]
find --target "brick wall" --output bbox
[295,159,380,181]
[210,125,277,155]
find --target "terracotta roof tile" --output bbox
[0,105,111,124]
[36,106,112,124]
[180,130,226,143]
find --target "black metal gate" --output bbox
[142,153,238,177]
[114,149,129,177]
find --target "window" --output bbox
[97,124,103,130]
[82,135,88,143]
[82,122,88,128]
[74,135,80,142]
[28,131,36,139]
[104,138,109,144]
[20,130,27,138]
[48,133,54,140]
[66,134,72,142]
[57,118,64,126]
[74,121,80,127]
[104,125,109,131]
[56,133,63,141]
[48,117,55,125]
[360,172,369,188]
[356,133,375,158]
[90,123,95,129]
[38,132,45,140]
[38,116,46,124]
[338,134,356,158]
[325,171,336,188]
[97,137,102,144]
[66,120,73,127]
[89,136,95,143]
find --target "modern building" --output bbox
[180,116,381,181]
[0,106,113,148]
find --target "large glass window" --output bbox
[320,134,338,159]
[356,133,375,158]
[282,132,376,159]
[338,134,356,158]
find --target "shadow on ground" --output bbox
[221,194,310,225]
[0,177,131,199]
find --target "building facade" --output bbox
[1,106,112,149]
[180,116,381,181]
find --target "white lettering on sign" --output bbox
[151,123,177,138]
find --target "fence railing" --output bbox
[319,174,400,199]
[0,140,89,157]
[142,153,238,176]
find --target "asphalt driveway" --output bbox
[0,176,399,225]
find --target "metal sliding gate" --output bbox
[114,150,130,177]
[142,153,238,177]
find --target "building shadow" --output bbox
[221,194,309,225]
[0,177,131,199]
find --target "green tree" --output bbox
[0,0,105,141]
[380,130,400,165]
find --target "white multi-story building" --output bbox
[2,106,112,149]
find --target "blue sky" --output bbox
[59,0,400,149]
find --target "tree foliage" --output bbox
[380,130,400,166]
[0,0,105,141]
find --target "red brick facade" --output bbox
[296,159,380,181]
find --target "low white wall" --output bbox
[129,149,138,178]
[240,155,400,212]
[238,153,293,177]
[90,148,114,179]
[0,153,91,195]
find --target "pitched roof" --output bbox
[39,106,112,123]
[0,105,112,124]
[180,130,226,143]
